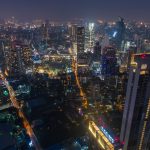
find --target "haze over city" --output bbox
[0,1,150,150]
[0,0,150,21]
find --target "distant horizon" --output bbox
[0,0,150,23]
[1,16,150,24]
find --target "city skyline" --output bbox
[0,1,150,149]
[0,0,150,22]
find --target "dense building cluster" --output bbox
[0,17,150,150]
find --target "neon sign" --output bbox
[140,54,146,59]
[100,126,114,144]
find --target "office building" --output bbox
[115,17,125,50]
[101,46,118,77]
[41,20,49,41]
[76,26,85,63]
[0,40,11,72]
[8,41,31,76]
[93,41,101,61]
[8,41,24,76]
[120,53,150,150]
[85,22,95,53]
[22,45,32,67]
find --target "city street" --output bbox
[0,72,42,150]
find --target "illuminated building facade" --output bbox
[85,23,95,52]
[9,42,24,76]
[69,24,77,55]
[8,41,31,76]
[70,24,77,42]
[93,41,101,61]
[89,121,122,150]
[76,26,85,63]
[101,46,118,77]
[115,17,125,50]
[0,40,11,72]
[22,45,32,67]
[120,53,150,150]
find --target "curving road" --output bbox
[69,48,88,109]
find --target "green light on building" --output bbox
[3,90,9,96]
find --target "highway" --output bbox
[0,72,42,150]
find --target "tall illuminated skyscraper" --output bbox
[0,40,10,72]
[115,17,125,50]
[101,46,118,77]
[76,26,85,63]
[8,41,31,76]
[22,45,32,67]
[9,42,24,76]
[120,53,150,150]
[85,23,95,52]
[70,24,77,42]
[69,24,78,55]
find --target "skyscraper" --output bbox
[22,45,32,67]
[93,41,101,61]
[9,41,24,76]
[120,53,150,150]
[115,17,125,50]
[69,24,77,55]
[76,26,85,64]
[70,24,77,42]
[0,40,11,73]
[101,46,118,77]
[41,20,49,42]
[8,41,31,76]
[85,22,95,53]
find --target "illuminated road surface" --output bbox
[69,48,88,108]
[0,73,42,150]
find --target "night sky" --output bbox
[0,0,150,22]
